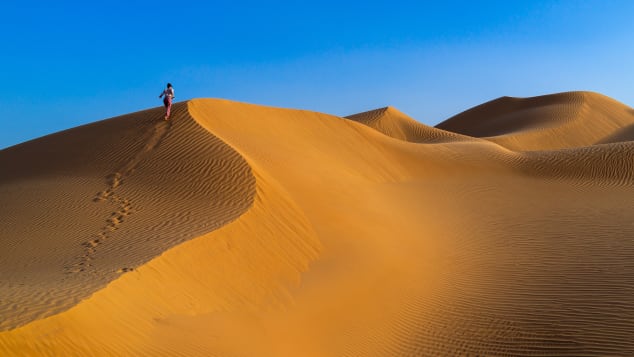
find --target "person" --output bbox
[159,83,175,120]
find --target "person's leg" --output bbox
[163,97,171,119]
[166,97,172,119]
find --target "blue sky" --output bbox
[2,1,634,148]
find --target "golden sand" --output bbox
[1,91,634,355]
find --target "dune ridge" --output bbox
[346,106,478,143]
[2,92,634,355]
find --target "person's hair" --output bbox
[167,83,172,88]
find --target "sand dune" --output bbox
[436,91,634,150]
[346,106,477,143]
[1,92,634,355]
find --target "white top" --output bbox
[160,87,175,99]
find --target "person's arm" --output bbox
[159,90,164,98]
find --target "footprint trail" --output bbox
[67,119,172,274]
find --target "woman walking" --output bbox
[159,83,175,120]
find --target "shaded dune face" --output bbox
[0,102,256,331]
[435,91,634,150]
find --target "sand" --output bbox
[1,91,634,355]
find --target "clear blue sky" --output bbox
[2,1,634,148]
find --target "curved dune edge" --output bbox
[2,95,634,355]
[436,91,634,150]
[0,102,257,332]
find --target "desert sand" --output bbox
[1,91,634,355]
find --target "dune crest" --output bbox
[2,93,634,355]
[346,106,477,143]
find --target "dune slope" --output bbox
[2,93,634,356]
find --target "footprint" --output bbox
[93,190,113,202]
[82,239,100,248]
[106,173,123,188]
[107,216,122,226]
